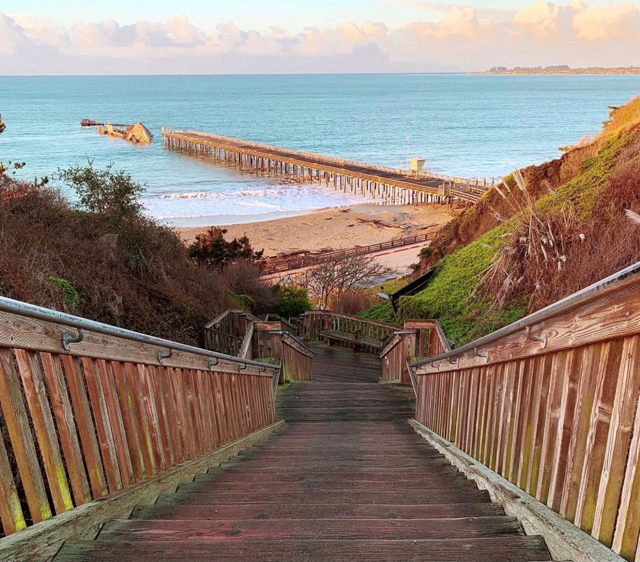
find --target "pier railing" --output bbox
[0,297,279,539]
[167,129,493,185]
[409,261,640,561]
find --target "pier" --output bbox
[161,130,493,205]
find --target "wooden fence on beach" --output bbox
[259,231,433,275]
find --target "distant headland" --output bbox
[471,65,640,75]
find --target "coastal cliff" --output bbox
[363,96,640,345]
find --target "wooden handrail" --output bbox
[411,260,640,562]
[302,310,400,330]
[0,298,278,539]
[301,311,399,354]
[239,323,255,360]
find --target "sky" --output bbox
[1,1,639,74]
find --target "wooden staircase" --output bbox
[54,343,554,562]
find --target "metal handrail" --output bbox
[410,259,640,368]
[0,296,280,372]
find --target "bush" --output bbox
[58,161,143,219]
[271,285,311,319]
[188,227,264,269]
[0,167,272,345]
[331,289,376,315]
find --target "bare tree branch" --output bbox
[302,254,389,308]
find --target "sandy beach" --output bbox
[176,204,452,257]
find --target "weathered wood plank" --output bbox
[0,349,52,524]
[15,350,74,514]
[0,422,283,562]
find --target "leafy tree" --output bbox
[188,227,264,269]
[273,285,311,318]
[58,160,144,219]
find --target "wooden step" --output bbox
[131,502,507,521]
[220,458,453,469]
[154,489,493,505]
[98,517,524,542]
[55,536,553,562]
[194,468,465,483]
[177,478,482,494]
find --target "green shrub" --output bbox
[272,285,311,319]
[48,276,82,310]
[58,161,143,219]
[188,227,264,269]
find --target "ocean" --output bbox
[1,74,639,226]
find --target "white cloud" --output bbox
[1,2,639,74]
[572,2,640,40]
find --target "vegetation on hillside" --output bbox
[0,163,282,345]
[362,95,640,346]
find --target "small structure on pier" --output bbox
[97,122,153,144]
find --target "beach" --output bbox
[176,204,452,257]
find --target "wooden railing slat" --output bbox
[137,364,167,470]
[559,345,600,522]
[62,355,108,499]
[111,362,146,482]
[14,350,74,514]
[0,420,26,534]
[148,366,175,468]
[0,349,52,524]
[612,378,640,559]
[592,335,640,547]
[44,354,92,507]
[82,358,122,493]
[97,360,134,488]
[124,362,157,476]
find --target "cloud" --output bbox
[1,3,639,75]
[572,3,640,40]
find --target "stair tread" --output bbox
[56,537,553,562]
[131,503,507,521]
[155,489,492,505]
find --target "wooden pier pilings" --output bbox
[161,129,492,206]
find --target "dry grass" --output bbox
[478,170,578,311]
[480,131,640,313]
[0,175,273,345]
[603,95,640,137]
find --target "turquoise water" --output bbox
[1,74,639,225]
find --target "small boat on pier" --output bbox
[97,122,153,144]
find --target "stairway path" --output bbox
[54,342,554,562]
